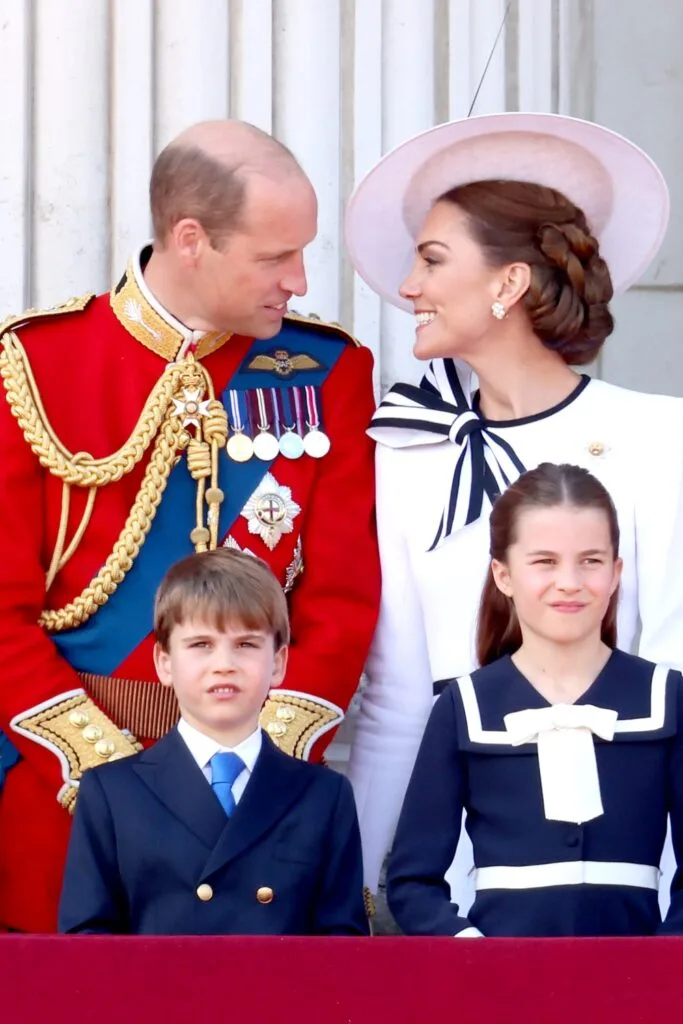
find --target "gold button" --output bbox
[266,721,287,738]
[95,739,116,758]
[276,706,296,723]
[196,884,213,902]
[69,710,89,728]
[256,886,274,904]
[588,441,605,457]
[82,724,103,743]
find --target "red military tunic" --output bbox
[0,253,380,931]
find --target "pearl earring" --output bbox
[491,301,506,320]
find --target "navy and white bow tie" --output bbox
[367,359,526,550]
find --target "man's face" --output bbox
[194,173,317,338]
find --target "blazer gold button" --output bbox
[196,884,213,902]
[256,886,274,904]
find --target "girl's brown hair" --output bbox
[438,179,614,365]
[476,463,620,667]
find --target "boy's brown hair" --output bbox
[154,548,290,651]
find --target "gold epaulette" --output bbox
[10,691,142,813]
[0,293,95,339]
[285,309,360,348]
[259,689,344,759]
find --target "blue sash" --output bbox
[0,323,345,781]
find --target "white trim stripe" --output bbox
[458,665,670,745]
[474,861,660,891]
[456,675,514,744]
[455,927,485,938]
[613,663,667,732]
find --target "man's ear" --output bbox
[172,218,210,265]
[153,642,173,688]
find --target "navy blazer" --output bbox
[58,727,368,936]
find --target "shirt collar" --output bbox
[109,242,232,362]
[177,718,263,774]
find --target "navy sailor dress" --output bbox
[387,650,683,937]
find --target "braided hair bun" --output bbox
[439,180,614,364]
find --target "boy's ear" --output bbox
[270,645,288,690]
[153,642,173,689]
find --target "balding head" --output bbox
[150,120,308,248]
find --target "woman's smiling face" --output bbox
[399,200,506,362]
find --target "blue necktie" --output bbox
[209,752,245,817]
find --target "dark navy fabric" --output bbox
[59,729,367,936]
[387,650,683,937]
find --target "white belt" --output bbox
[474,861,660,891]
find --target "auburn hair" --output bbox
[476,463,620,667]
[438,179,614,365]
[154,548,290,652]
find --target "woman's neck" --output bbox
[511,631,612,706]
[465,325,581,421]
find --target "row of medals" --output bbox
[226,424,331,463]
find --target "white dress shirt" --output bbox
[176,719,262,807]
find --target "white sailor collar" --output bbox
[446,651,678,751]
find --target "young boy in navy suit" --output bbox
[58,549,368,935]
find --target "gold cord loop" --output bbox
[1,325,234,632]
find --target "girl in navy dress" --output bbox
[387,462,683,937]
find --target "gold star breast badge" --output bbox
[241,473,302,550]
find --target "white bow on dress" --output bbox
[504,703,618,824]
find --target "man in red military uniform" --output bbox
[0,121,380,932]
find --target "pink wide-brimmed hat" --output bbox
[345,112,669,311]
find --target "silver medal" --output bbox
[279,429,305,460]
[253,430,280,461]
[303,428,331,459]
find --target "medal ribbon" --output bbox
[228,390,247,434]
[270,387,284,439]
[304,385,323,430]
[280,387,296,431]
[292,386,306,436]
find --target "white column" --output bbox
[229,0,273,131]
[0,0,31,313]
[111,0,155,277]
[33,0,109,305]
[517,0,554,112]
[273,0,342,321]
[380,0,436,391]
[592,0,683,395]
[154,0,230,151]
[350,0,383,384]
[451,0,508,118]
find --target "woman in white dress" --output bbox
[344,112,683,910]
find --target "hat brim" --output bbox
[345,112,669,311]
